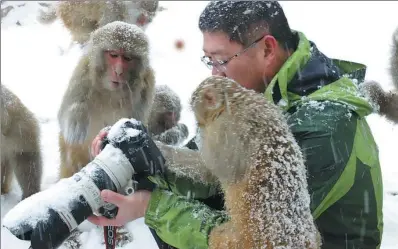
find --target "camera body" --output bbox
[2,118,165,249]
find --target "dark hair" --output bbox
[198,1,297,50]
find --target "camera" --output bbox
[2,118,165,249]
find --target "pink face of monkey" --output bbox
[103,49,140,90]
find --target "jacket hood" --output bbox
[265,31,373,117]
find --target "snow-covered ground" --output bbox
[1,1,397,249]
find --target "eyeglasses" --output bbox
[201,35,265,72]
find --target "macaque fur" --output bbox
[37,0,159,45]
[1,85,43,200]
[149,85,189,145]
[57,21,155,179]
[186,76,321,249]
[361,27,398,124]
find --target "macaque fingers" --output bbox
[155,123,189,145]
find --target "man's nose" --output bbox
[212,67,226,76]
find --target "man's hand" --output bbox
[87,189,152,227]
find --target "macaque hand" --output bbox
[90,120,147,158]
[90,126,111,158]
[154,123,189,145]
[177,123,189,138]
[62,103,90,145]
[103,118,165,176]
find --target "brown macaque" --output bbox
[391,26,398,90]
[1,85,43,200]
[360,80,398,123]
[37,0,159,45]
[57,21,155,180]
[156,76,321,249]
[148,85,189,145]
[360,27,398,124]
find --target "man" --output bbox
[89,1,384,249]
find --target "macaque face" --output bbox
[136,13,148,26]
[136,0,158,26]
[103,49,140,90]
[157,110,178,131]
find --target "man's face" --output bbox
[202,31,267,93]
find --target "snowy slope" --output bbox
[1,1,397,249]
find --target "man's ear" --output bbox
[262,35,278,59]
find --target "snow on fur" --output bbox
[1,2,398,249]
[89,21,149,59]
[190,76,320,248]
[153,85,181,112]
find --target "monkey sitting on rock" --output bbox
[360,27,398,124]
[1,85,43,200]
[148,85,189,146]
[156,76,321,249]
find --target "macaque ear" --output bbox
[203,88,218,109]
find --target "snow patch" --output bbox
[1,1,398,249]
[107,118,143,143]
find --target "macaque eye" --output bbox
[109,52,119,58]
[123,55,139,62]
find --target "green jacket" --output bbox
[145,31,384,249]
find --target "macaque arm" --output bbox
[383,92,398,123]
[145,188,228,249]
[58,66,91,145]
[140,68,157,123]
[148,141,219,199]
[13,152,42,199]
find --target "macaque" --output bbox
[148,85,189,145]
[360,27,398,124]
[37,0,159,45]
[391,27,398,91]
[1,85,43,200]
[157,76,321,249]
[360,80,398,123]
[57,21,155,179]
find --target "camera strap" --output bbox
[104,225,118,249]
[101,180,137,249]
[100,206,119,249]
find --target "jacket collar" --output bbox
[264,31,373,117]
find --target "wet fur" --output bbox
[361,27,398,124]
[189,76,321,249]
[149,85,189,145]
[57,21,155,179]
[37,0,159,45]
[360,80,398,123]
[1,85,43,200]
